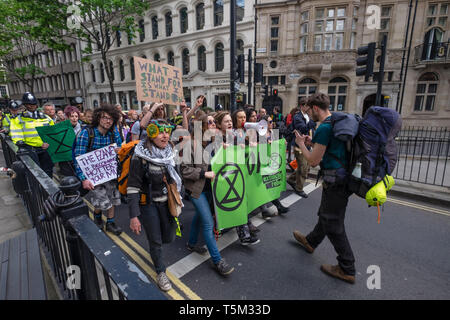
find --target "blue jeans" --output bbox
[189,191,222,264]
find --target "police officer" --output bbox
[10,92,55,177]
[1,100,21,137]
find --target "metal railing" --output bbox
[0,133,166,300]
[393,126,450,187]
[414,41,450,64]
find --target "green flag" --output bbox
[36,120,76,163]
[211,139,286,230]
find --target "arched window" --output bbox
[328,77,348,111]
[180,7,188,34]
[99,63,105,83]
[196,3,205,30]
[165,12,172,37]
[138,19,145,42]
[237,39,244,55]
[154,53,160,62]
[182,49,190,75]
[119,60,125,81]
[130,58,135,80]
[298,78,317,104]
[90,64,96,83]
[198,46,206,71]
[116,30,122,47]
[214,0,224,26]
[167,51,175,66]
[215,43,224,72]
[151,16,158,40]
[109,61,114,81]
[415,72,438,111]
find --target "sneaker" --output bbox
[293,230,314,253]
[240,236,260,246]
[272,199,289,214]
[186,243,207,254]
[320,264,355,284]
[105,222,122,236]
[214,259,234,276]
[156,272,172,291]
[261,209,275,220]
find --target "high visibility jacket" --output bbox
[1,113,19,136]
[10,111,54,147]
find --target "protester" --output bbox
[127,119,180,291]
[10,92,54,177]
[42,102,57,122]
[83,109,94,125]
[257,108,267,121]
[130,103,165,141]
[180,114,234,276]
[285,106,301,162]
[58,106,82,177]
[73,104,123,236]
[55,108,66,123]
[287,98,316,198]
[292,93,355,284]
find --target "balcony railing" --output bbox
[414,41,450,64]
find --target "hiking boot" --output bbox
[293,230,314,253]
[156,272,172,291]
[320,264,355,284]
[186,243,207,254]
[240,236,260,246]
[214,259,234,276]
[105,222,122,236]
[94,215,104,229]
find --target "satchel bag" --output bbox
[162,175,183,217]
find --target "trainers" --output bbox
[105,222,122,236]
[240,236,260,246]
[156,272,172,291]
[320,264,355,284]
[293,230,314,253]
[214,259,234,276]
[186,243,207,254]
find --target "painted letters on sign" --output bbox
[75,144,118,186]
[134,57,184,105]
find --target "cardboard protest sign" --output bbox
[134,56,184,105]
[36,120,76,163]
[75,144,118,186]
[211,139,286,230]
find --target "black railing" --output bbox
[414,41,450,64]
[0,133,166,300]
[393,127,450,187]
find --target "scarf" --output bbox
[134,140,183,194]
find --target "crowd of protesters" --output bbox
[0,91,357,290]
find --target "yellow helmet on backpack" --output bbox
[365,175,395,207]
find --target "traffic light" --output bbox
[356,42,376,81]
[272,89,278,96]
[235,54,245,83]
[254,63,263,83]
[262,85,268,97]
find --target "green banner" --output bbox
[211,139,286,230]
[36,120,76,163]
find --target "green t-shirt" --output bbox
[311,116,347,170]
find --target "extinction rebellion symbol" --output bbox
[213,163,245,212]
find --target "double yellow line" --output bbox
[387,197,450,217]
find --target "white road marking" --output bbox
[167,182,322,278]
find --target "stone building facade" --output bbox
[254,0,450,127]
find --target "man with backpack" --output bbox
[292,93,356,284]
[73,105,123,235]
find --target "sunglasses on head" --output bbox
[147,121,175,138]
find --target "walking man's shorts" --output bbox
[86,180,121,211]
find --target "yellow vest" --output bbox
[11,112,54,147]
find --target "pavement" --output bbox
[1,145,449,300]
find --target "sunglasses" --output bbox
[208,120,215,125]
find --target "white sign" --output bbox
[256,48,267,53]
[289,73,300,79]
[76,144,118,186]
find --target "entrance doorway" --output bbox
[262,96,283,116]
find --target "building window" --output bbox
[154,53,160,62]
[130,58,135,80]
[214,0,224,26]
[151,16,158,40]
[378,6,392,45]
[198,46,206,71]
[180,7,188,33]
[138,19,145,42]
[237,39,244,56]
[90,64,96,83]
[109,61,114,81]
[167,51,174,66]
[270,16,279,52]
[314,6,348,51]
[215,43,224,72]
[414,72,438,111]
[236,0,245,22]
[196,3,205,30]
[116,30,121,47]
[119,60,125,81]
[165,12,172,37]
[128,31,134,45]
[182,49,190,75]
[328,77,347,111]
[298,77,317,104]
